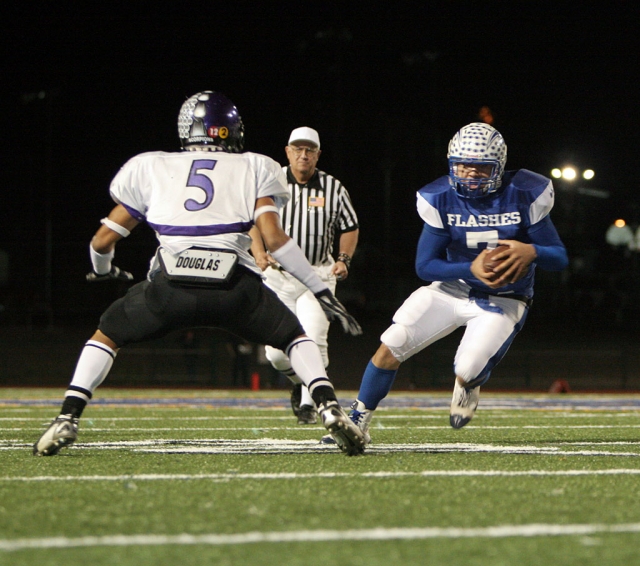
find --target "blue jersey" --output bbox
[415,169,567,299]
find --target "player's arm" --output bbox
[489,216,569,284]
[87,204,139,282]
[254,197,361,335]
[415,224,475,281]
[416,224,513,287]
[525,216,568,270]
[248,226,275,271]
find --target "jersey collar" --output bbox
[286,167,323,190]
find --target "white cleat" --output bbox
[318,400,365,456]
[320,400,373,446]
[348,400,373,444]
[450,380,480,429]
[33,414,78,456]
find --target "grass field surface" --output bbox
[2,388,640,565]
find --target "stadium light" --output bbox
[551,166,596,185]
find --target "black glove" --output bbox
[314,289,362,336]
[86,266,134,282]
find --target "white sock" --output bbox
[66,340,116,400]
[300,385,315,407]
[286,337,333,399]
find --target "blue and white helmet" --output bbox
[178,91,245,153]
[447,122,507,198]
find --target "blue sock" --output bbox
[358,360,398,410]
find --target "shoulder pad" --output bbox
[507,169,550,192]
[418,175,450,196]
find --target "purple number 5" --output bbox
[184,159,217,211]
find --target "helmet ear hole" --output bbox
[447,123,507,198]
[178,91,245,153]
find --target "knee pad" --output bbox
[380,324,409,350]
[264,346,291,372]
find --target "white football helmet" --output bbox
[447,122,507,198]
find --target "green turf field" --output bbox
[2,388,640,565]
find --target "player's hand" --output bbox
[471,242,535,288]
[491,240,536,285]
[314,289,362,336]
[86,266,134,282]
[471,250,503,288]
[254,252,277,271]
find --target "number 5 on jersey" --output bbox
[185,159,217,211]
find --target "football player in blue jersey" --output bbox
[326,122,568,446]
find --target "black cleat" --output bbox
[290,383,302,416]
[297,404,318,425]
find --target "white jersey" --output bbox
[109,149,290,276]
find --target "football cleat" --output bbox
[318,400,365,456]
[320,400,373,446]
[290,383,302,416]
[450,380,480,429]
[348,400,373,444]
[297,404,318,425]
[33,414,79,456]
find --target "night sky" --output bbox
[1,1,638,315]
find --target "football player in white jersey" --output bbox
[33,91,365,457]
[324,122,568,445]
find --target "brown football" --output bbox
[483,245,510,272]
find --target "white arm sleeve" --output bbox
[270,239,327,294]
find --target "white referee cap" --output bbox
[288,127,320,148]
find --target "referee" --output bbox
[251,127,360,424]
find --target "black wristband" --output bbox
[337,253,351,269]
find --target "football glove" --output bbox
[314,289,362,336]
[86,266,134,283]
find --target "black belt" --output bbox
[471,289,533,308]
[502,294,533,307]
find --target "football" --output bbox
[483,245,510,272]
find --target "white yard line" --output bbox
[3,411,640,421]
[7,424,640,432]
[3,413,640,422]
[2,523,640,551]
[3,468,640,483]
[3,437,640,456]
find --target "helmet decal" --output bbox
[178,91,245,152]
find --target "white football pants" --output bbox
[381,280,528,384]
[263,264,337,372]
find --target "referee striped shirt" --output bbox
[280,166,359,266]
